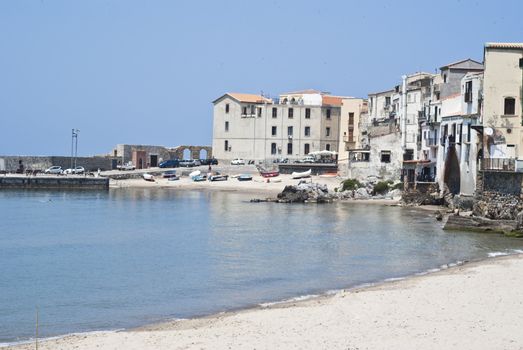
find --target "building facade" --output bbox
[212,91,347,162]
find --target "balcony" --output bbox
[482,158,515,172]
[425,138,438,147]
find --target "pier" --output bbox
[0,175,109,190]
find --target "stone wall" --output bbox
[0,176,109,190]
[481,171,523,195]
[0,156,115,172]
[473,191,523,220]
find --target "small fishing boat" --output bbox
[291,169,311,179]
[192,174,206,182]
[256,165,279,178]
[168,176,180,181]
[162,170,178,178]
[142,173,154,182]
[237,174,252,181]
[209,174,228,181]
[189,170,201,178]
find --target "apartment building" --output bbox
[482,43,523,166]
[212,90,346,162]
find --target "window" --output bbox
[271,143,277,155]
[326,144,330,151]
[348,128,354,142]
[287,126,293,136]
[272,107,277,118]
[326,109,331,119]
[242,106,247,115]
[326,127,331,137]
[257,107,262,117]
[464,81,473,103]
[505,97,516,115]
[224,140,229,151]
[272,126,277,136]
[348,112,354,126]
[250,105,255,115]
[304,126,310,137]
[458,124,462,143]
[381,151,391,163]
[287,142,293,155]
[305,108,311,119]
[443,74,447,83]
[467,123,471,143]
[225,104,230,113]
[288,108,294,118]
[225,121,229,132]
[304,143,310,154]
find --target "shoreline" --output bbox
[6,251,523,349]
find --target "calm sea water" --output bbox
[1,188,522,343]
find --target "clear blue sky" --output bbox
[1,0,522,156]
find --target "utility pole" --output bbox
[71,129,79,171]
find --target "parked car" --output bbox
[159,159,180,168]
[117,162,136,171]
[179,159,202,167]
[273,158,289,163]
[64,166,85,174]
[199,158,219,166]
[44,166,63,174]
[231,158,245,165]
[296,156,316,163]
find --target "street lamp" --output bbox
[71,129,79,171]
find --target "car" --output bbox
[64,166,85,174]
[179,159,201,167]
[296,156,316,164]
[231,158,245,165]
[44,166,63,174]
[273,158,289,163]
[159,159,180,168]
[199,158,219,166]
[117,162,136,171]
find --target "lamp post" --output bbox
[71,129,79,172]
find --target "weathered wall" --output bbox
[0,176,109,190]
[0,156,114,172]
[481,171,523,195]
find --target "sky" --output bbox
[1,0,522,156]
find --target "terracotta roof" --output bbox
[225,93,272,104]
[485,42,523,49]
[322,95,343,106]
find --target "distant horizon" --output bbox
[1,0,521,156]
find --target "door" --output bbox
[150,155,158,167]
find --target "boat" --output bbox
[168,176,180,181]
[162,170,178,178]
[142,173,154,182]
[291,169,311,179]
[189,170,201,178]
[237,174,252,181]
[192,174,206,182]
[256,165,279,178]
[209,174,228,181]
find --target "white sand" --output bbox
[9,255,523,350]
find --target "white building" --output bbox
[212,90,347,162]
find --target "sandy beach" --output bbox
[7,254,523,350]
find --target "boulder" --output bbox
[277,182,335,203]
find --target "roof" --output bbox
[281,89,322,95]
[439,58,484,70]
[213,93,272,104]
[485,42,523,50]
[322,95,343,107]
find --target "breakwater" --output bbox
[0,176,109,190]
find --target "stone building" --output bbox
[212,90,348,162]
[482,43,523,164]
[337,98,367,166]
[112,144,212,169]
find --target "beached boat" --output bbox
[189,170,201,178]
[162,170,178,179]
[142,173,154,182]
[256,165,280,178]
[192,174,206,182]
[291,169,311,179]
[209,174,228,181]
[168,176,180,181]
[237,174,252,181]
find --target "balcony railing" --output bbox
[425,138,438,147]
[482,158,515,172]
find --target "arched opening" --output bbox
[183,149,191,160]
[199,149,208,160]
[138,158,143,169]
[443,146,460,194]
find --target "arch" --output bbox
[182,149,191,160]
[199,149,208,159]
[443,146,460,194]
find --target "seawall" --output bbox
[0,176,109,190]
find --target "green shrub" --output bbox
[391,182,404,191]
[373,181,390,195]
[340,178,361,192]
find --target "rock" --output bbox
[276,183,336,203]
[516,210,523,230]
[435,211,443,221]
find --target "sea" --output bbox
[0,188,522,344]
